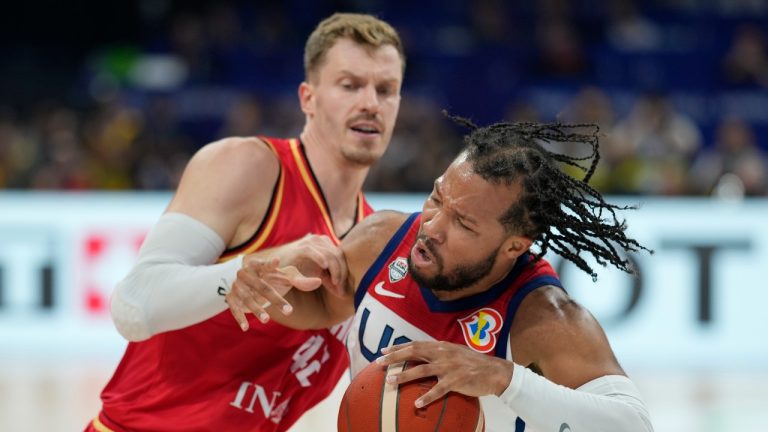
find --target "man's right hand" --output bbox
[226,234,347,331]
[227,258,322,331]
[269,234,348,295]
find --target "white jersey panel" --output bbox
[346,293,533,432]
[347,294,434,376]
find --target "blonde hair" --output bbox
[304,13,405,81]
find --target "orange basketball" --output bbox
[338,361,485,432]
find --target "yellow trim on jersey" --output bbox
[240,166,285,255]
[216,137,285,262]
[239,138,286,257]
[91,416,114,432]
[289,139,339,243]
[357,191,366,222]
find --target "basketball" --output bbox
[338,361,484,432]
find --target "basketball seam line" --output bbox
[345,393,353,432]
[396,360,405,432]
[433,390,449,432]
[379,366,387,432]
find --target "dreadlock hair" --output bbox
[445,112,652,280]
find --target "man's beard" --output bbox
[341,143,382,166]
[408,236,499,292]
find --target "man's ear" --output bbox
[502,235,533,260]
[298,81,315,116]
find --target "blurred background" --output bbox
[1,0,767,431]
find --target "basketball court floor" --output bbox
[1,356,766,432]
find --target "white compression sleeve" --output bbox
[111,212,244,341]
[499,363,654,431]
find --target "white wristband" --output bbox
[111,213,244,341]
[499,363,654,431]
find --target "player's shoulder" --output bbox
[194,136,278,170]
[342,211,411,280]
[186,137,279,188]
[513,284,598,340]
[508,285,601,362]
[346,210,412,250]
[172,136,280,210]
[353,210,410,238]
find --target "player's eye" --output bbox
[457,219,473,232]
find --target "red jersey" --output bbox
[94,138,373,432]
[346,213,562,432]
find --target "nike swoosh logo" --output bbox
[374,281,405,299]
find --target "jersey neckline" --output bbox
[295,139,363,242]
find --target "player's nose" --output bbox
[358,84,380,113]
[421,211,446,244]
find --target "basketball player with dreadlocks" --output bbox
[227,116,654,431]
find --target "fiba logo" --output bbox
[457,308,503,353]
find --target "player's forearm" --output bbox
[111,213,242,341]
[500,363,654,432]
[268,289,352,330]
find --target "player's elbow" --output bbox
[110,277,153,342]
[628,403,655,432]
[607,393,655,432]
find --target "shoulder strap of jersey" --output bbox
[494,258,563,358]
[217,137,286,260]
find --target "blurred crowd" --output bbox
[1,0,768,197]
